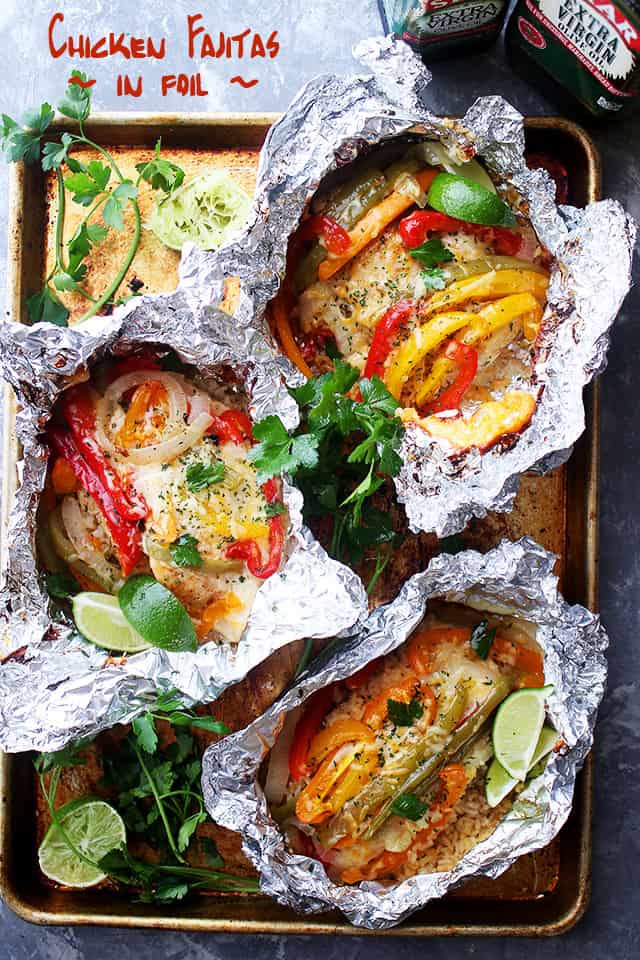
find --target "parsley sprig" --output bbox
[35,693,257,902]
[1,72,185,326]
[249,361,404,591]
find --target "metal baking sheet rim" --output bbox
[0,112,600,936]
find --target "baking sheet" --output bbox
[0,113,600,935]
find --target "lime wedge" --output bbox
[485,724,558,807]
[149,170,251,251]
[492,686,553,781]
[72,592,151,653]
[118,574,198,653]
[38,799,126,888]
[427,172,516,227]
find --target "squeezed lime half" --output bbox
[38,799,126,888]
[149,170,251,251]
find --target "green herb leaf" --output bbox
[408,238,454,269]
[189,716,231,736]
[470,619,497,660]
[249,415,320,481]
[177,811,207,853]
[132,713,158,754]
[1,103,54,164]
[390,792,429,821]
[199,836,224,868]
[265,501,286,517]
[387,696,423,727]
[103,182,138,231]
[58,71,93,122]
[42,133,75,172]
[170,534,203,568]
[26,285,69,326]
[135,139,185,195]
[46,571,81,599]
[185,461,225,492]
[35,738,92,774]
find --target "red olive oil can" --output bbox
[378,0,508,60]
[505,0,640,118]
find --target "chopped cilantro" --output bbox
[390,792,429,821]
[408,238,454,269]
[387,696,423,727]
[170,534,203,568]
[470,619,497,660]
[186,461,225,492]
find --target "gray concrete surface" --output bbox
[0,1,638,956]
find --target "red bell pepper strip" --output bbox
[48,427,143,577]
[61,386,148,522]
[224,515,284,580]
[399,210,523,257]
[293,215,351,258]
[422,340,479,415]
[207,409,254,445]
[289,686,337,780]
[362,300,415,381]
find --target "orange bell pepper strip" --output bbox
[198,593,243,639]
[117,380,169,448]
[490,635,544,688]
[288,686,337,780]
[295,744,378,825]
[271,289,313,379]
[412,762,469,849]
[308,720,375,769]
[407,626,471,675]
[402,390,536,453]
[51,457,79,495]
[317,168,439,281]
[362,675,420,729]
[340,848,409,885]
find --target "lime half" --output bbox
[38,799,126,888]
[486,723,559,807]
[149,170,251,251]
[427,172,516,227]
[73,592,151,654]
[492,686,553,781]
[118,574,198,653]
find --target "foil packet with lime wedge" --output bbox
[0,299,367,753]
[201,538,608,929]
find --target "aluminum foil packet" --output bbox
[202,537,608,929]
[180,34,636,537]
[0,298,367,753]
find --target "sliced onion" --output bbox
[124,411,212,465]
[393,172,427,208]
[264,708,301,806]
[95,370,189,458]
[60,496,121,590]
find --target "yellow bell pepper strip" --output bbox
[384,311,474,400]
[407,627,471,675]
[401,390,537,453]
[422,268,549,319]
[415,292,543,407]
[307,720,376,769]
[317,168,439,282]
[288,686,337,781]
[295,743,378,825]
[460,291,543,344]
[422,340,479,415]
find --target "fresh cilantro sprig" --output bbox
[1,74,186,326]
[33,694,253,903]
[387,696,423,727]
[170,534,203,568]
[408,237,454,270]
[248,361,404,590]
[390,792,429,821]
[470,619,497,660]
